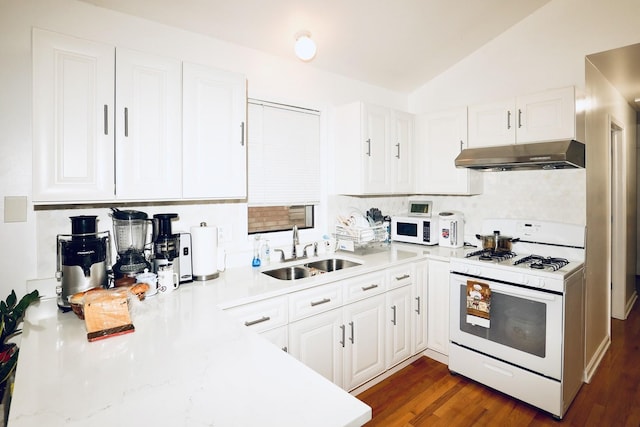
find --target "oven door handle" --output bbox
[486,284,557,302]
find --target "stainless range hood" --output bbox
[454,139,585,171]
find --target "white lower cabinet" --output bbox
[289,308,344,388]
[413,260,429,354]
[427,258,451,356]
[385,285,413,369]
[343,294,387,390]
[261,326,288,353]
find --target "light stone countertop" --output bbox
[8,243,469,427]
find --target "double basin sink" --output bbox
[262,258,362,281]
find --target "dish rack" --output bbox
[334,224,387,249]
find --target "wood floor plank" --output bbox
[358,281,640,427]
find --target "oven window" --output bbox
[458,285,547,358]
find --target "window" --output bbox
[247,99,320,234]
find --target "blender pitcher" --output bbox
[110,208,152,279]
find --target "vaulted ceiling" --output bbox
[79,0,553,93]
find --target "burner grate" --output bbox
[514,255,569,271]
[466,250,517,262]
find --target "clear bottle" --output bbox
[261,239,271,265]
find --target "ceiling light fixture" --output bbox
[294,31,317,62]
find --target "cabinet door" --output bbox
[413,260,428,354]
[288,309,344,389]
[32,29,115,202]
[343,294,386,391]
[467,99,515,148]
[386,286,412,368]
[115,48,182,200]
[390,111,413,192]
[415,107,482,195]
[427,259,450,356]
[515,87,576,143]
[362,103,391,193]
[261,326,288,353]
[182,62,247,199]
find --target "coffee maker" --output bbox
[56,215,111,311]
[111,209,152,279]
[151,213,181,282]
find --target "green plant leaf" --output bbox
[6,291,16,310]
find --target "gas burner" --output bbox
[466,250,517,262]
[514,255,569,271]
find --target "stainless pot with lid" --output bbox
[475,230,520,252]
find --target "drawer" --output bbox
[343,271,386,303]
[224,295,288,333]
[387,264,414,290]
[289,282,343,322]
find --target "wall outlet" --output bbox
[217,224,231,243]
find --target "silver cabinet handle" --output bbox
[391,305,397,325]
[395,142,400,159]
[460,140,464,152]
[415,296,421,314]
[124,107,129,137]
[507,110,512,129]
[310,297,331,307]
[518,109,523,128]
[244,316,270,327]
[361,284,379,291]
[366,138,371,156]
[340,324,345,347]
[394,274,410,281]
[240,121,245,146]
[103,105,109,135]
[349,321,354,344]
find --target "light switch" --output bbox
[4,196,27,223]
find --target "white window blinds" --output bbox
[248,99,321,206]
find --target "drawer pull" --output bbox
[310,297,331,307]
[244,316,270,327]
[394,274,410,281]
[361,284,379,291]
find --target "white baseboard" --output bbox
[584,334,611,383]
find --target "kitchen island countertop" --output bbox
[8,243,468,426]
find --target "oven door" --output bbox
[449,272,563,380]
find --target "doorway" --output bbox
[610,117,627,320]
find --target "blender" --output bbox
[111,208,152,279]
[56,215,111,311]
[151,213,181,282]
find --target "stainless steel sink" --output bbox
[304,258,361,272]
[262,266,311,280]
[262,257,362,281]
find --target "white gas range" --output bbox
[448,218,585,419]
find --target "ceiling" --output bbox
[587,43,640,113]
[79,0,552,93]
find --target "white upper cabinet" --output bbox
[32,28,115,203]
[414,107,482,195]
[182,62,247,199]
[115,48,182,200]
[468,86,579,148]
[335,102,414,195]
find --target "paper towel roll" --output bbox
[190,223,219,281]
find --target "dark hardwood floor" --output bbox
[357,288,640,426]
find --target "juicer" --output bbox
[56,215,111,310]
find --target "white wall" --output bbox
[407,0,640,379]
[0,0,409,298]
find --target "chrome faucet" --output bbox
[292,225,299,258]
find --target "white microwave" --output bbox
[391,216,439,246]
